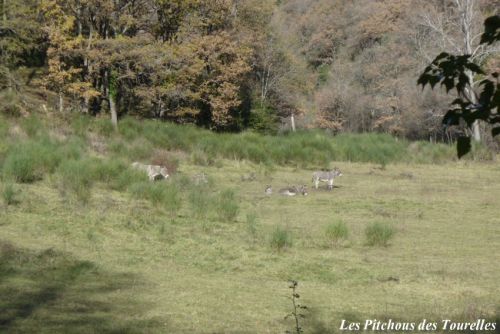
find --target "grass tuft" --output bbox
[324,220,349,247]
[57,159,94,204]
[2,183,19,205]
[216,189,239,222]
[270,226,292,251]
[365,222,395,247]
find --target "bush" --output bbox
[365,222,395,247]
[57,159,94,204]
[325,221,349,246]
[270,226,292,251]
[2,183,18,205]
[217,189,239,222]
[2,139,63,183]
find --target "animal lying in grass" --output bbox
[278,185,308,196]
[131,162,169,181]
[312,168,343,190]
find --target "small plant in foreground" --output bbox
[365,222,395,247]
[2,183,19,205]
[324,221,349,247]
[270,226,292,251]
[285,280,307,334]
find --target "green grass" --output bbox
[0,116,499,333]
[2,183,19,205]
[270,226,293,251]
[364,222,396,247]
[63,115,493,167]
[325,220,349,247]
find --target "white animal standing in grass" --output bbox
[131,162,169,181]
[312,168,342,190]
[278,185,308,196]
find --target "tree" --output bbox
[416,0,499,142]
[418,15,500,157]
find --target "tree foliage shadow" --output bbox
[0,240,168,333]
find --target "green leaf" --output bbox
[442,110,460,126]
[457,136,471,159]
[480,15,500,45]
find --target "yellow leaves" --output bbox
[190,31,252,127]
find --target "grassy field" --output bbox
[1,116,499,333]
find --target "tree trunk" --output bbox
[290,113,296,132]
[59,92,64,113]
[460,0,481,142]
[109,93,118,129]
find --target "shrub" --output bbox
[270,226,292,251]
[217,189,239,222]
[2,183,18,205]
[325,221,349,246]
[365,222,395,247]
[57,159,94,204]
[2,139,63,183]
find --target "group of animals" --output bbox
[265,167,343,196]
[131,161,343,197]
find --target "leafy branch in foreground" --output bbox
[418,15,500,158]
[285,280,308,334]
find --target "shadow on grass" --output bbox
[0,240,167,333]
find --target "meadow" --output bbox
[0,115,499,333]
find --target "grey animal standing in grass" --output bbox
[131,162,169,181]
[279,185,308,196]
[312,168,342,190]
[265,185,273,195]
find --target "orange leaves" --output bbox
[192,31,252,127]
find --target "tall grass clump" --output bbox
[20,114,44,137]
[188,187,212,220]
[324,220,349,247]
[365,222,395,247]
[270,226,292,251]
[2,139,65,183]
[216,189,239,222]
[246,212,259,241]
[57,159,95,204]
[2,183,19,205]
[129,182,180,215]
